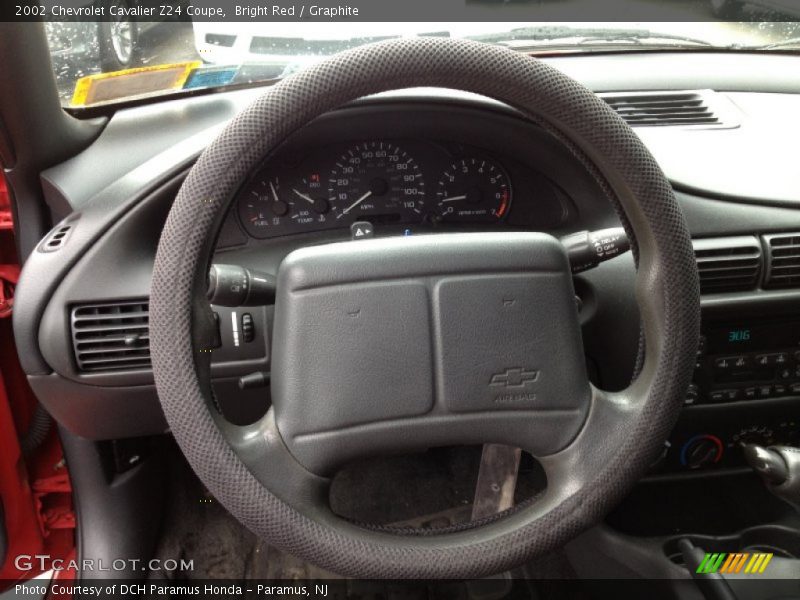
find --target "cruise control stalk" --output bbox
[207,264,276,307]
[561,227,630,274]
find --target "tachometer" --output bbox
[435,158,511,223]
[328,142,425,223]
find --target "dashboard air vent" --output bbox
[764,233,800,289]
[692,236,762,294]
[600,90,736,128]
[71,301,150,372]
[39,223,73,252]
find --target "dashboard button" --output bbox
[697,335,707,357]
[744,387,757,400]
[773,384,787,397]
[757,385,773,399]
[714,357,734,370]
[790,383,800,395]
[241,313,255,343]
[351,221,374,239]
[778,368,792,380]
[723,389,740,401]
[709,390,727,403]
[755,352,789,366]
[685,384,700,406]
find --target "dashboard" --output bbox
[12,51,800,480]
[12,48,800,581]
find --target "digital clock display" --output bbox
[708,321,800,354]
[728,329,751,343]
[708,324,759,353]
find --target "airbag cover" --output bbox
[271,232,589,465]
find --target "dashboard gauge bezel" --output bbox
[230,131,571,241]
[237,170,335,238]
[237,175,293,239]
[327,141,426,224]
[434,156,512,224]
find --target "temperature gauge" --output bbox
[287,173,331,228]
[238,173,332,238]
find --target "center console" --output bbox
[691,319,800,405]
[657,318,800,473]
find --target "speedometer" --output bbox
[328,142,425,223]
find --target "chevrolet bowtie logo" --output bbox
[489,368,539,388]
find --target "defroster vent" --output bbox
[71,301,150,372]
[599,90,738,128]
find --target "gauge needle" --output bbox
[340,191,372,216]
[292,188,315,204]
[269,181,280,203]
[440,195,467,203]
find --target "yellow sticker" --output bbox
[71,61,202,107]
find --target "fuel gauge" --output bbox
[237,172,332,238]
[238,176,292,238]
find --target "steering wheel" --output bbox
[150,38,700,578]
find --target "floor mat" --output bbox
[148,443,571,589]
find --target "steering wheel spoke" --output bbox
[225,410,334,517]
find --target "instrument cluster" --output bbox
[236,139,514,239]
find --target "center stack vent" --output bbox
[692,236,762,294]
[763,233,800,289]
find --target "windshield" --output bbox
[45,18,800,108]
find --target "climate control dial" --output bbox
[680,434,724,469]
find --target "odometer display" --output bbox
[328,142,425,222]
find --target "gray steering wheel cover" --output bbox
[151,37,700,578]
